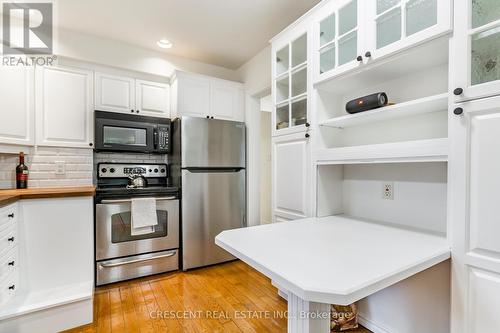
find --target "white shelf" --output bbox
[216,215,450,305]
[315,138,449,165]
[319,93,448,129]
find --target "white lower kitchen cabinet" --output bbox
[35,65,94,149]
[450,95,500,333]
[171,70,245,122]
[272,132,311,221]
[0,197,94,333]
[0,66,34,146]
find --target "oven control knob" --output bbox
[161,168,166,173]
[154,168,159,173]
[110,168,115,173]
[101,168,107,173]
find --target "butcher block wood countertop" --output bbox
[0,186,95,207]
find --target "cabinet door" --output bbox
[450,95,500,333]
[135,79,170,117]
[453,0,500,102]
[272,132,311,221]
[0,67,34,146]
[468,269,500,332]
[210,80,245,121]
[316,0,364,80]
[273,32,309,136]
[366,0,451,63]
[95,73,135,114]
[36,66,93,148]
[176,73,210,118]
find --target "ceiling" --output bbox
[56,0,321,70]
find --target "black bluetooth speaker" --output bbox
[346,92,388,114]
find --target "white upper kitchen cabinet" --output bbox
[95,73,170,117]
[0,67,34,146]
[315,0,452,83]
[35,66,94,148]
[316,0,364,80]
[95,72,135,114]
[171,71,245,122]
[135,79,170,117]
[210,79,245,121]
[171,71,210,118]
[452,0,500,102]
[450,95,500,333]
[364,0,451,64]
[272,131,311,222]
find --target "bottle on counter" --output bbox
[16,152,29,189]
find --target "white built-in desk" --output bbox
[215,215,450,333]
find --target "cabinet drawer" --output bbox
[0,247,18,281]
[0,268,18,305]
[0,224,17,258]
[0,203,17,230]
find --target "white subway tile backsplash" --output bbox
[0,147,93,189]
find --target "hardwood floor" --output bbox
[64,261,371,333]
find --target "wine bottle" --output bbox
[16,152,29,189]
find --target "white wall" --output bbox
[56,28,241,81]
[237,46,272,226]
[260,112,272,224]
[237,46,271,96]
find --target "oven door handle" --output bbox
[100,196,177,204]
[99,251,177,268]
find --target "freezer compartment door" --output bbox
[182,169,246,270]
[181,116,245,168]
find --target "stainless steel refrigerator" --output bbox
[172,116,246,270]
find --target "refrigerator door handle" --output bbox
[184,168,244,173]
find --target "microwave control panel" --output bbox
[157,125,171,152]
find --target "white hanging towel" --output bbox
[131,197,158,236]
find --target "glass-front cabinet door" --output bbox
[316,0,363,81]
[453,0,500,102]
[273,32,309,135]
[365,0,451,64]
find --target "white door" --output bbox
[0,67,34,146]
[452,0,500,102]
[272,132,311,221]
[365,0,451,63]
[176,73,210,118]
[210,80,244,121]
[315,0,364,81]
[95,73,135,114]
[450,95,500,333]
[35,66,93,148]
[135,79,170,117]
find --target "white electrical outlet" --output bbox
[55,161,66,175]
[382,182,394,200]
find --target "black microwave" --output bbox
[94,111,171,154]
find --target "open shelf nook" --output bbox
[319,93,448,129]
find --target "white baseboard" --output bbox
[0,297,92,333]
[358,313,391,333]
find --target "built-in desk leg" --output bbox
[287,292,330,333]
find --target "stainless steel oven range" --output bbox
[95,163,179,286]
